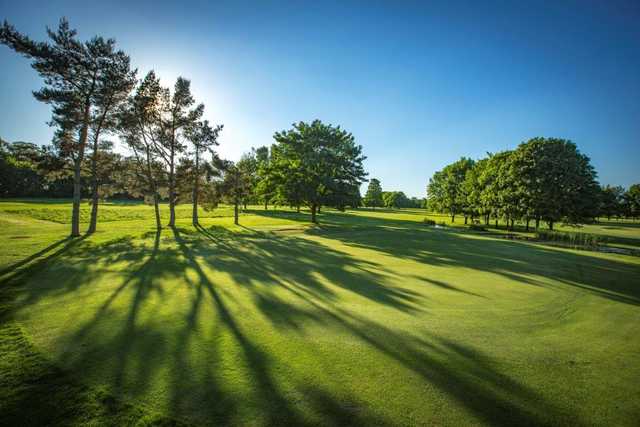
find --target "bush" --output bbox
[438,221,448,227]
[423,218,436,226]
[536,230,606,248]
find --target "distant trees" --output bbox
[625,184,640,220]
[253,146,273,210]
[212,158,251,225]
[363,178,383,209]
[2,19,635,233]
[599,185,625,220]
[268,120,367,223]
[427,157,474,222]
[427,138,605,229]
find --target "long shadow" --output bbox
[0,235,91,320]
[183,226,570,425]
[174,226,398,425]
[5,212,637,425]
[257,209,640,306]
[193,223,420,313]
[0,237,73,277]
[173,226,308,425]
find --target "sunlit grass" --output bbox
[1,199,639,425]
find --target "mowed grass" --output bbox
[1,200,639,426]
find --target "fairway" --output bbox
[1,200,639,426]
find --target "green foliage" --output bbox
[269,120,367,222]
[427,138,603,229]
[600,185,625,219]
[625,184,640,218]
[363,178,384,208]
[427,157,474,220]
[536,230,608,249]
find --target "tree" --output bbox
[624,184,640,220]
[427,157,474,222]
[363,178,384,209]
[186,120,222,225]
[462,158,488,224]
[599,185,625,220]
[213,158,251,225]
[154,77,203,228]
[236,150,260,209]
[382,191,410,208]
[254,146,274,210]
[1,18,134,237]
[270,120,367,223]
[119,71,165,229]
[512,138,599,229]
[87,50,136,233]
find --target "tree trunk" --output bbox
[548,220,554,230]
[87,129,102,234]
[87,136,99,234]
[296,205,300,213]
[264,200,268,210]
[525,218,530,232]
[535,216,540,230]
[510,219,514,230]
[153,193,161,230]
[145,145,162,231]
[192,193,198,226]
[311,204,318,223]
[318,205,321,214]
[464,215,468,225]
[234,199,239,225]
[70,101,92,237]
[243,202,247,210]
[88,181,99,234]
[451,213,455,223]
[495,218,498,228]
[168,151,176,228]
[192,152,199,226]
[485,214,489,225]
[71,159,83,237]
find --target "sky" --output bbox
[1,0,639,197]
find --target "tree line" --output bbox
[2,19,637,237]
[1,19,367,236]
[362,178,424,209]
[426,137,640,230]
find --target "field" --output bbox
[1,199,639,426]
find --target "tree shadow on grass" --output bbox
[293,217,640,307]
[4,215,634,425]
[0,237,73,277]
[183,225,576,425]
[247,209,640,304]
[192,224,421,313]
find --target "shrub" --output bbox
[536,230,606,248]
[438,221,448,227]
[423,218,436,226]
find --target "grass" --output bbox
[1,199,639,426]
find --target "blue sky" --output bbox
[1,0,639,197]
